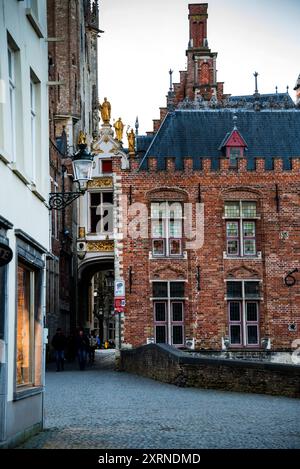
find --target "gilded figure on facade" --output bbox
[78,130,86,145]
[126,128,136,153]
[99,97,111,124]
[113,117,124,142]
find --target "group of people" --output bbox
[51,328,101,371]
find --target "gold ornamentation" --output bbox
[87,241,114,252]
[87,177,113,189]
[99,97,111,124]
[113,118,124,142]
[78,227,86,239]
[126,128,136,154]
[78,131,86,145]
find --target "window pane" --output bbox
[230,148,241,158]
[242,202,257,218]
[243,222,255,237]
[102,160,112,173]
[169,219,182,237]
[172,303,183,322]
[152,239,165,256]
[103,192,113,203]
[90,207,100,232]
[170,282,184,298]
[229,302,240,321]
[244,239,256,255]
[172,325,183,345]
[151,202,167,219]
[225,202,240,217]
[246,303,258,322]
[227,240,239,256]
[247,325,258,345]
[230,325,241,345]
[90,193,101,206]
[152,220,164,238]
[245,282,260,298]
[226,222,239,237]
[153,282,168,298]
[170,239,181,256]
[168,202,182,219]
[17,265,32,386]
[227,281,242,298]
[156,326,167,343]
[155,303,166,322]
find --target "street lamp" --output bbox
[49,133,94,210]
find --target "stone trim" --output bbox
[0,216,13,231]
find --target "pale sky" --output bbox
[99,0,300,135]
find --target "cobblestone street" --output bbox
[18,350,300,449]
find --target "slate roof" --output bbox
[229,93,294,106]
[139,109,300,170]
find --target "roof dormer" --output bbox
[219,115,248,167]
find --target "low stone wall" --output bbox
[120,344,300,398]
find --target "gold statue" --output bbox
[99,97,111,124]
[113,117,124,142]
[127,128,136,153]
[78,130,86,145]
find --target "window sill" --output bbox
[9,163,30,185]
[25,9,44,38]
[0,148,10,165]
[223,251,262,260]
[14,386,43,401]
[149,251,188,260]
[222,216,261,220]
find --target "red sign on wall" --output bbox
[114,297,125,313]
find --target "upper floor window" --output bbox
[8,46,16,161]
[225,201,257,257]
[89,191,113,234]
[151,202,183,257]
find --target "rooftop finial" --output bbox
[275,86,278,94]
[254,71,259,94]
[286,85,289,94]
[233,114,238,130]
[169,69,173,92]
[135,116,139,136]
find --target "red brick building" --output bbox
[115,3,300,352]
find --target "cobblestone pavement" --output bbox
[18,350,300,449]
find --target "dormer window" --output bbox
[219,115,248,167]
[228,147,243,168]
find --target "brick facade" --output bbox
[115,155,300,351]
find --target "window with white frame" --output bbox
[89,191,113,233]
[8,45,16,161]
[153,281,185,346]
[30,79,36,181]
[151,202,183,257]
[225,201,257,257]
[227,280,260,347]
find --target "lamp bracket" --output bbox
[49,191,83,210]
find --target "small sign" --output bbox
[115,279,125,297]
[114,297,125,313]
[0,243,13,267]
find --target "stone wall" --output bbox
[120,344,300,398]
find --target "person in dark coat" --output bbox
[51,328,67,371]
[76,329,90,370]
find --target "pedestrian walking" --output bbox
[51,328,67,372]
[76,329,89,370]
[88,331,98,364]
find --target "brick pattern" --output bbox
[115,156,300,351]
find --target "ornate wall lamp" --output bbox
[49,133,94,210]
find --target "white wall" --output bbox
[0,0,49,403]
